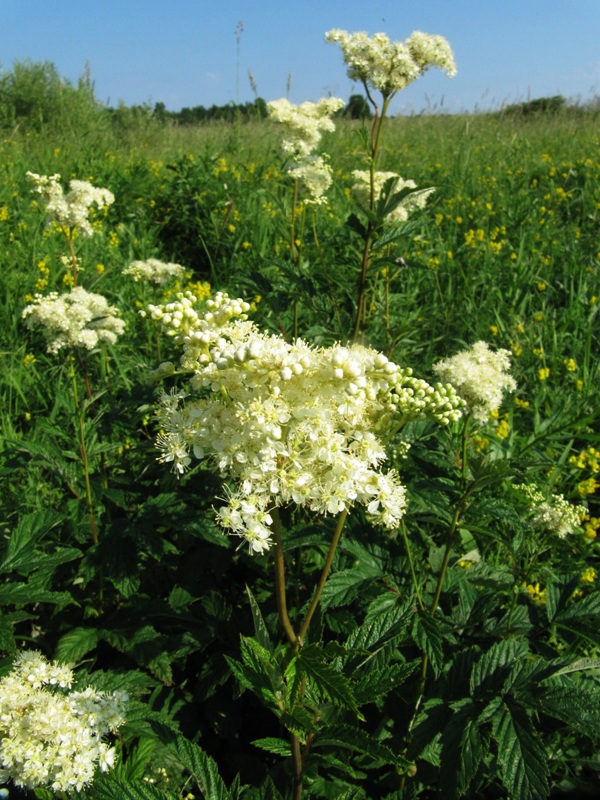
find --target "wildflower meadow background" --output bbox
[0,26,599,800]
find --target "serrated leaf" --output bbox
[538,683,600,735]
[555,590,600,623]
[245,585,272,653]
[312,722,408,768]
[470,637,529,697]
[440,701,489,798]
[353,660,418,704]
[299,646,357,712]
[492,702,549,800]
[545,575,581,622]
[89,777,178,800]
[412,611,444,677]
[0,511,64,573]
[343,597,413,671]
[111,737,157,781]
[251,737,292,756]
[168,735,232,799]
[320,564,380,609]
[0,580,73,610]
[54,627,99,663]
[0,613,16,654]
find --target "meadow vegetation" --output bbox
[0,48,599,799]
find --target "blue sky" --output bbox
[2,0,599,114]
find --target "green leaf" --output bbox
[344,596,413,671]
[492,701,549,800]
[245,585,273,653]
[111,737,157,781]
[412,611,444,677]
[545,575,583,621]
[251,737,292,756]
[312,722,408,768]
[353,660,418,704]
[439,699,492,798]
[470,637,529,697]
[320,563,380,609]
[539,682,600,735]
[298,645,358,712]
[554,589,600,623]
[89,777,178,800]
[0,613,17,654]
[54,627,99,663]
[168,735,232,799]
[0,511,64,573]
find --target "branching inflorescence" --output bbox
[145,291,464,553]
[0,651,126,792]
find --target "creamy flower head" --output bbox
[22,286,125,354]
[433,341,516,423]
[325,29,456,97]
[289,155,333,205]
[123,258,186,285]
[0,651,126,792]
[516,484,582,539]
[149,291,464,553]
[26,172,114,237]
[352,170,434,222]
[267,96,345,158]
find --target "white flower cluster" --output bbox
[325,29,456,97]
[516,484,582,538]
[123,258,186,285]
[22,286,125,354]
[0,650,127,792]
[352,170,434,222]
[433,341,516,422]
[267,97,344,204]
[26,172,114,237]
[148,291,463,553]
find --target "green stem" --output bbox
[400,518,424,612]
[351,93,392,343]
[271,508,298,648]
[298,508,349,644]
[70,358,98,545]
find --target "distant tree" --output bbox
[502,95,566,116]
[0,59,100,132]
[343,94,372,119]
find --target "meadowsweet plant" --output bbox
[517,483,583,538]
[326,29,456,340]
[267,97,344,283]
[123,257,186,285]
[147,289,466,794]
[0,651,126,793]
[23,174,123,546]
[149,290,463,553]
[432,340,517,423]
[22,286,125,354]
[267,97,344,205]
[26,171,114,284]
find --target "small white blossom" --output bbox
[433,341,516,422]
[0,651,126,793]
[352,169,434,221]
[123,258,186,285]
[26,172,114,237]
[325,29,456,98]
[267,97,344,205]
[22,287,125,354]
[516,484,582,538]
[150,292,464,552]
